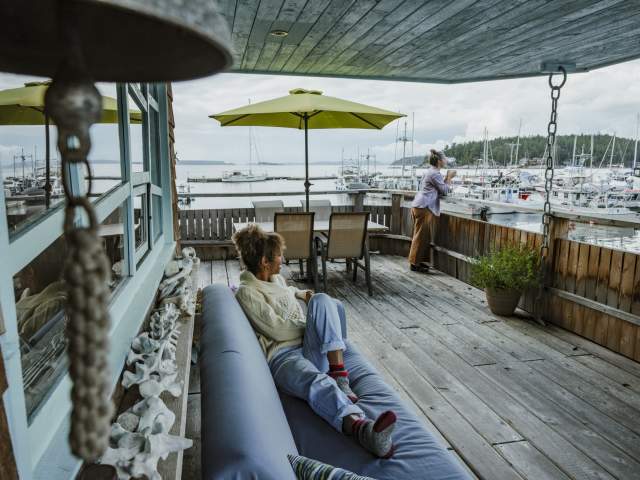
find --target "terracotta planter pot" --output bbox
[485,287,522,316]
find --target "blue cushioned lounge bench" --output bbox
[200,284,470,479]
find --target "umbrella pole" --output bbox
[304,114,310,212]
[45,114,51,209]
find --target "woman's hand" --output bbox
[445,170,457,183]
[304,290,314,303]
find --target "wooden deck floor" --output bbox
[185,255,640,480]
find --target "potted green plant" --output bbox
[470,245,539,316]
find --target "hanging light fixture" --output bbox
[0,0,232,463]
[0,0,232,81]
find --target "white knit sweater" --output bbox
[235,270,308,361]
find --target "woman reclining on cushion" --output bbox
[232,224,396,458]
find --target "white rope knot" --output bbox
[65,224,114,461]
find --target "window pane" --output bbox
[15,202,127,420]
[152,194,162,242]
[129,89,146,173]
[14,234,68,420]
[0,74,65,234]
[1,78,126,235]
[98,204,128,288]
[134,191,149,253]
[148,83,159,101]
[86,82,123,198]
[149,106,161,186]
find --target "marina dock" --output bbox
[187,174,337,182]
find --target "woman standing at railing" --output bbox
[408,149,456,272]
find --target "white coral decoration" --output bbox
[157,250,197,317]
[102,252,198,478]
[101,397,192,480]
[123,305,182,398]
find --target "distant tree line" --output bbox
[442,134,638,167]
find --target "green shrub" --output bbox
[470,245,540,291]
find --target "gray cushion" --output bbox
[200,284,298,480]
[279,341,471,480]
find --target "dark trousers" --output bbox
[408,207,437,265]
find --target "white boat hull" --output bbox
[221,175,267,183]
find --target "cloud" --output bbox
[1,58,640,170]
[171,59,640,166]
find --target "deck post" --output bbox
[352,191,365,212]
[391,193,402,235]
[541,215,570,319]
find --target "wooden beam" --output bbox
[549,288,640,329]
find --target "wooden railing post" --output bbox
[391,193,402,235]
[542,215,570,317]
[353,191,365,212]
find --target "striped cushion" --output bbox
[288,454,376,480]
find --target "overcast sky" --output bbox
[1,58,640,168]
[172,57,640,164]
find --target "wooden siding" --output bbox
[219,0,640,83]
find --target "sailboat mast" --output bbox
[483,127,488,172]
[393,120,399,164]
[572,135,577,167]
[590,134,594,172]
[411,112,415,158]
[249,127,252,175]
[515,118,521,167]
[401,121,407,178]
[610,133,616,169]
[248,99,252,175]
[634,114,639,171]
[366,149,370,178]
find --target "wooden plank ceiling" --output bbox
[215,0,640,83]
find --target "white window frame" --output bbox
[0,82,175,479]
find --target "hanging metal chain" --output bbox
[536,67,567,324]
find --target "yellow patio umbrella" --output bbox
[210,88,405,209]
[0,81,142,207]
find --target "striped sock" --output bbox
[329,363,358,403]
[351,411,397,458]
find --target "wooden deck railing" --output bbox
[177,192,640,362]
[177,204,391,243]
[419,212,640,363]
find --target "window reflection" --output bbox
[14,235,67,420]
[134,192,149,257]
[129,90,145,173]
[152,194,163,241]
[16,203,127,419]
[86,83,123,199]
[98,204,128,287]
[1,79,125,233]
[0,76,65,233]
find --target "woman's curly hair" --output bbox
[428,149,446,167]
[232,224,285,274]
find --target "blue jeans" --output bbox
[268,293,364,431]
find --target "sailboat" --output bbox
[222,112,267,182]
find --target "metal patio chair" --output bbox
[274,212,319,290]
[316,212,372,296]
[252,199,284,222]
